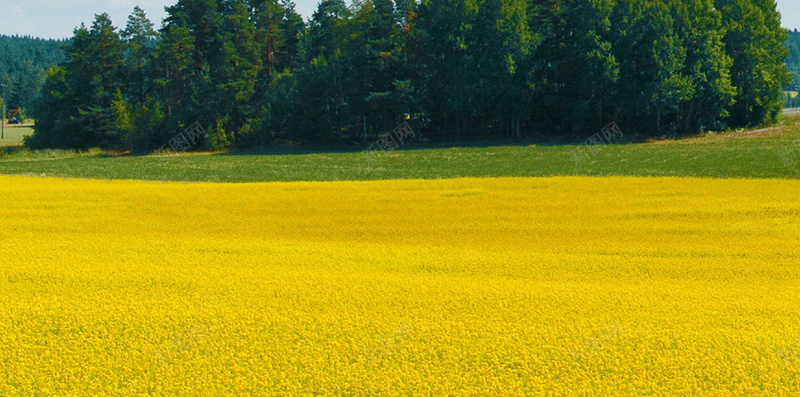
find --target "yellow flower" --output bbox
[0,175,799,395]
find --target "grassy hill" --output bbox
[0,124,34,147]
[1,116,799,182]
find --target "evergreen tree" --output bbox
[162,0,225,131]
[154,22,195,122]
[277,1,305,72]
[26,0,796,150]
[717,0,790,127]
[215,0,261,148]
[251,0,284,78]
[30,14,126,148]
[668,0,735,133]
[0,35,66,116]
[527,0,618,135]
[414,0,478,139]
[122,6,158,106]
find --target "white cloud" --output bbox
[778,0,800,31]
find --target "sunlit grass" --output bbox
[0,124,33,147]
[1,116,799,181]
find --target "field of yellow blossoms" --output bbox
[1,175,800,395]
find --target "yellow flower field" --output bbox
[1,175,800,395]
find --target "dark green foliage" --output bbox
[29,14,127,149]
[783,30,800,108]
[7,114,800,182]
[529,0,616,131]
[122,6,158,107]
[0,35,66,115]
[717,0,789,126]
[26,0,793,151]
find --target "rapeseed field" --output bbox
[1,175,799,395]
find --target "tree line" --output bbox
[0,35,66,117]
[784,29,800,108]
[27,0,790,151]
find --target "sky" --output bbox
[1,0,799,40]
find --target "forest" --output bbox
[783,29,800,107]
[21,0,791,151]
[0,35,66,116]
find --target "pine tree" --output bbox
[27,0,795,149]
[29,14,127,148]
[154,22,195,121]
[527,0,618,136]
[716,0,790,127]
[122,6,158,106]
[215,0,261,147]
[668,0,735,133]
[414,0,478,139]
[162,0,224,130]
[251,0,284,78]
[0,35,66,117]
[277,0,304,72]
